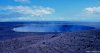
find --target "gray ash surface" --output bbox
[0,29,100,53]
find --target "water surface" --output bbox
[13,24,95,32]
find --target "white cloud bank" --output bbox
[84,7,100,14]
[70,7,100,22]
[0,6,55,17]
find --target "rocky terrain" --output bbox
[0,29,100,53]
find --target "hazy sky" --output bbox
[0,0,100,22]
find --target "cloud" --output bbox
[0,6,55,22]
[84,7,100,14]
[15,0,30,2]
[0,6,55,17]
[70,7,100,22]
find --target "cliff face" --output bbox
[0,29,100,53]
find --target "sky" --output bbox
[0,0,100,22]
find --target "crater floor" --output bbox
[0,29,100,53]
